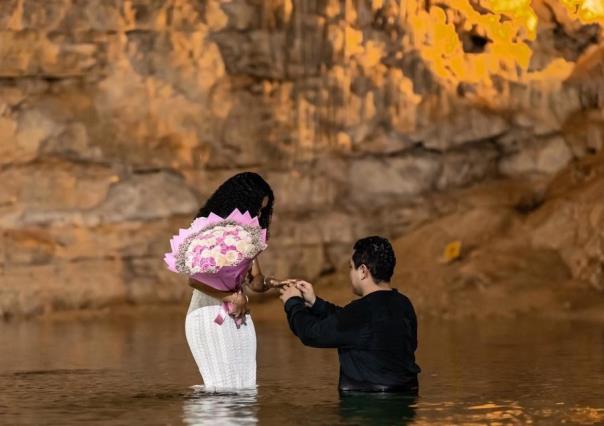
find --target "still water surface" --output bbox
[1,309,603,425]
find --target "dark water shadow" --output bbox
[339,392,417,425]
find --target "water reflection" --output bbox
[339,392,417,425]
[183,386,258,425]
[1,313,603,425]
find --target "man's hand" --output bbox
[294,280,317,307]
[279,284,302,304]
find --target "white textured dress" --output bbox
[185,289,257,390]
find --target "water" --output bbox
[1,309,603,425]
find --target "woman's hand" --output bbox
[246,258,284,292]
[223,292,249,319]
[264,277,286,289]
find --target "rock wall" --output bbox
[0,0,603,317]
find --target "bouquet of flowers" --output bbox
[164,209,268,293]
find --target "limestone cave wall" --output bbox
[1,0,603,317]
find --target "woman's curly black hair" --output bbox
[195,172,274,233]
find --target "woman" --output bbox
[167,172,280,390]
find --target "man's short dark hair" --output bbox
[352,236,396,283]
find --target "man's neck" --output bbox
[361,282,392,297]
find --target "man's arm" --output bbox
[309,297,342,319]
[292,280,341,319]
[284,297,358,349]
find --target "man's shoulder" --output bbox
[343,290,414,310]
[336,299,371,329]
[391,288,413,304]
[340,298,363,313]
[390,289,417,319]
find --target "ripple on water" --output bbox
[0,317,603,425]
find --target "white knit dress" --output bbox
[185,289,257,390]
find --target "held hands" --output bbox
[294,280,317,307]
[278,279,316,307]
[279,283,302,304]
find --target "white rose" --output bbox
[202,235,215,244]
[235,240,247,252]
[225,250,239,264]
[215,254,227,267]
[240,243,254,255]
[224,236,237,246]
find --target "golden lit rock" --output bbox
[0,0,603,317]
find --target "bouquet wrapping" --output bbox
[164,209,267,326]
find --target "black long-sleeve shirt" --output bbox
[284,289,421,392]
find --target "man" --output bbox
[280,236,421,392]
